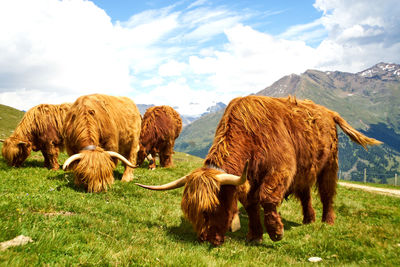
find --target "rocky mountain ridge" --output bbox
[175,62,400,184]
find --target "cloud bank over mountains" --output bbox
[0,0,399,115]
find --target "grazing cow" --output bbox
[62,94,141,193]
[136,95,382,246]
[137,105,182,170]
[1,103,71,170]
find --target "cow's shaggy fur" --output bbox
[1,103,71,169]
[137,105,182,169]
[176,95,382,245]
[63,94,141,193]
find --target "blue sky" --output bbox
[0,0,399,115]
[92,0,322,36]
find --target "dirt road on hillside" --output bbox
[338,182,400,198]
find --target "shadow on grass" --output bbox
[226,206,302,247]
[22,159,47,168]
[0,158,47,170]
[281,218,302,230]
[46,171,87,192]
[165,217,199,244]
[162,207,303,249]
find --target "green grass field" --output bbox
[1,145,400,266]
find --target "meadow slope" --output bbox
[1,147,400,266]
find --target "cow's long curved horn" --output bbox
[0,139,4,142]
[215,160,249,186]
[106,151,136,168]
[135,175,187,191]
[63,153,83,170]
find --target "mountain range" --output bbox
[137,102,227,126]
[175,62,400,184]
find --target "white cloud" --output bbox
[0,0,399,115]
[0,0,131,110]
[134,78,226,116]
[188,0,208,10]
[158,60,188,77]
[141,77,165,87]
[189,24,317,94]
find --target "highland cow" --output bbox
[62,94,141,193]
[136,95,382,246]
[137,105,182,170]
[1,103,71,170]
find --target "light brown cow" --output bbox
[62,94,141,193]
[136,95,382,245]
[1,103,71,170]
[137,105,182,170]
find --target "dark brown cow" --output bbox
[136,95,382,245]
[137,105,182,170]
[62,94,141,193]
[1,103,71,170]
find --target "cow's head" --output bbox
[63,146,136,192]
[137,143,157,170]
[1,138,32,167]
[136,161,248,246]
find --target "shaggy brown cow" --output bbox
[137,105,182,169]
[62,94,141,193]
[136,95,382,246]
[1,103,71,170]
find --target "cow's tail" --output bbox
[332,112,383,150]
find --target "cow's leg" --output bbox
[121,166,134,182]
[42,151,51,169]
[259,172,289,242]
[148,148,157,170]
[42,143,60,170]
[160,143,174,168]
[121,143,139,182]
[50,146,61,170]
[296,187,316,224]
[243,202,263,243]
[317,159,338,225]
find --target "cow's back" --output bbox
[206,95,339,190]
[141,105,182,143]
[64,94,141,156]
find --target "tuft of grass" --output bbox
[1,144,400,266]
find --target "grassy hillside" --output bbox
[1,145,400,266]
[175,110,224,158]
[0,104,24,139]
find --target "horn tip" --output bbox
[135,183,155,190]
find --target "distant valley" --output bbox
[175,62,400,184]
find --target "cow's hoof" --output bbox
[121,176,133,182]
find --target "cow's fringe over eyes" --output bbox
[1,138,31,166]
[72,147,116,193]
[181,168,222,234]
